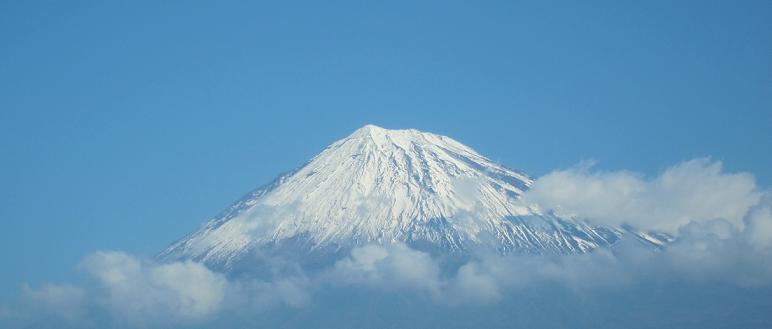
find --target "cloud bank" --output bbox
[79,251,227,325]
[522,158,762,233]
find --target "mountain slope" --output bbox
[160,125,661,269]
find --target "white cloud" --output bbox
[80,251,227,325]
[330,244,442,296]
[745,196,772,250]
[448,261,502,302]
[444,249,634,304]
[522,158,762,233]
[6,229,772,328]
[328,244,637,305]
[661,216,772,286]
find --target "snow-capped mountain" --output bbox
[161,125,664,269]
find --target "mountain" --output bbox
[160,125,665,270]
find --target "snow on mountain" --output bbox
[160,125,663,269]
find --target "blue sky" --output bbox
[1,0,770,300]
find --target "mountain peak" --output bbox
[343,125,476,160]
[353,123,386,134]
[348,124,390,141]
[347,124,426,145]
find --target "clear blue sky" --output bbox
[1,1,770,297]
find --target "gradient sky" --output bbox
[1,1,770,298]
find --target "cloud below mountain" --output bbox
[79,251,228,325]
